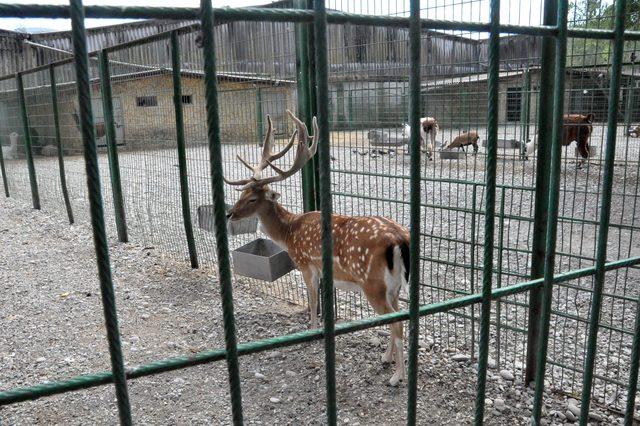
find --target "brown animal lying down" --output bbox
[526,113,594,161]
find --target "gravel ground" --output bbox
[0,196,624,425]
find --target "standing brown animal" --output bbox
[225,110,411,386]
[443,130,480,155]
[525,113,594,167]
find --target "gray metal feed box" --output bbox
[482,138,523,149]
[232,238,296,282]
[439,149,466,160]
[197,204,258,235]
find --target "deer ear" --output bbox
[265,189,281,201]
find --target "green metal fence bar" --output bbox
[625,291,640,424]
[294,0,316,213]
[49,64,74,224]
[532,0,569,422]
[98,50,128,243]
[69,0,132,423]
[526,0,556,384]
[3,255,639,407]
[519,69,531,159]
[170,30,198,269]
[199,1,244,424]
[474,0,500,422]
[470,185,477,360]
[16,73,40,210]
[579,0,627,421]
[406,0,422,423]
[0,127,8,198]
[495,188,506,368]
[313,1,337,424]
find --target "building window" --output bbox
[506,87,522,122]
[181,95,193,105]
[136,96,157,107]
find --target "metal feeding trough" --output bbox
[367,129,407,147]
[197,204,258,236]
[439,149,466,160]
[232,238,296,282]
[482,138,524,149]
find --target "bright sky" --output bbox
[0,0,545,34]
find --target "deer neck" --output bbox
[256,202,294,245]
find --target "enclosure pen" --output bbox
[2,1,640,425]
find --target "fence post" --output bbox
[16,73,40,210]
[524,0,557,386]
[69,0,132,423]
[306,3,321,210]
[531,0,569,422]
[406,0,422,423]
[294,0,316,213]
[579,0,626,421]
[199,1,244,424]
[256,87,264,146]
[170,30,199,269]
[98,50,128,243]
[519,69,531,159]
[0,130,8,197]
[49,64,75,224]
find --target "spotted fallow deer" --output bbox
[225,110,411,386]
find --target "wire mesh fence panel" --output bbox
[2,0,640,423]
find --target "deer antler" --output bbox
[224,110,318,190]
[222,114,295,186]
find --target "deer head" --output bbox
[225,110,318,221]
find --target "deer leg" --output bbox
[365,285,405,386]
[301,268,320,328]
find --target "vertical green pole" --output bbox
[313,1,336,424]
[69,0,132,423]
[17,73,40,210]
[624,293,640,425]
[171,30,199,269]
[0,130,8,198]
[99,50,128,243]
[525,0,557,386]
[307,5,321,210]
[49,64,75,224]
[531,0,569,423]
[474,0,499,422]
[199,1,244,424]
[519,69,531,158]
[579,0,626,422]
[495,187,506,368]
[294,0,316,213]
[407,0,422,423]
[470,184,477,359]
[256,88,264,146]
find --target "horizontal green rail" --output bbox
[1,255,638,406]
[1,5,640,40]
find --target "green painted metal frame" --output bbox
[0,125,8,198]
[0,1,637,425]
[16,72,41,210]
[579,0,627,422]
[199,0,244,423]
[525,0,557,387]
[49,64,75,224]
[170,30,199,269]
[98,50,128,243]
[69,0,132,423]
[532,0,569,422]
[406,0,422,422]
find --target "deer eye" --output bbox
[248,198,257,203]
